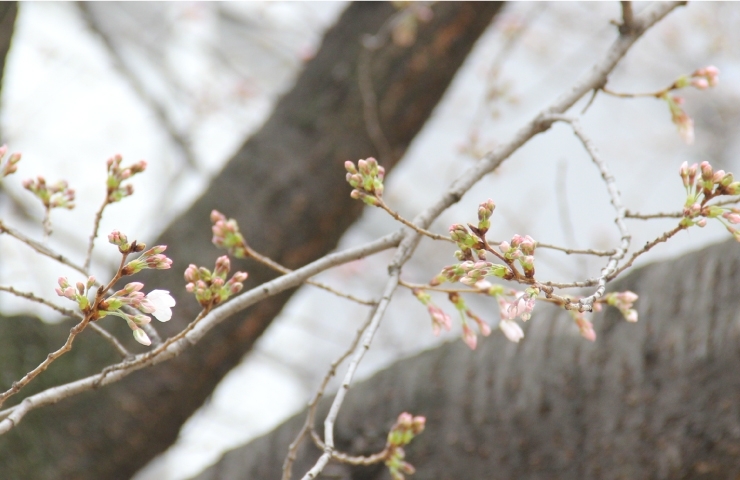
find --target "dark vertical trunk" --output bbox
[0,3,503,479]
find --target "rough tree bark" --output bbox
[195,238,740,480]
[0,3,503,479]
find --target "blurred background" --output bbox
[0,3,738,479]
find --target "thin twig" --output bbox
[536,242,615,257]
[0,286,81,319]
[625,209,683,219]
[543,114,631,310]
[607,224,686,281]
[245,246,376,306]
[377,200,453,243]
[84,197,109,271]
[0,220,88,276]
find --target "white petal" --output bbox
[499,319,524,343]
[147,289,176,321]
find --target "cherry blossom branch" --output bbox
[0,285,130,357]
[83,197,109,271]
[607,224,686,281]
[302,4,683,477]
[625,210,683,219]
[0,231,402,434]
[376,199,453,242]
[0,251,132,408]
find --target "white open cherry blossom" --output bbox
[146,290,176,322]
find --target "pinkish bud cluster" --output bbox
[412,288,451,336]
[98,284,176,345]
[22,177,75,210]
[105,154,147,203]
[108,230,132,252]
[345,157,385,206]
[689,65,719,90]
[678,161,740,240]
[210,210,248,258]
[449,224,484,261]
[0,145,21,178]
[385,412,426,480]
[184,255,248,308]
[122,244,172,275]
[603,291,638,323]
[55,276,95,311]
[476,199,496,234]
[499,234,536,277]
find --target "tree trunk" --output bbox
[0,3,503,479]
[195,238,740,480]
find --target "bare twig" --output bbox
[0,286,81,319]
[543,114,631,310]
[84,197,109,271]
[244,246,376,306]
[0,220,88,276]
[536,242,616,257]
[377,200,453,243]
[607,224,686,281]
[619,2,634,35]
[625,209,683,219]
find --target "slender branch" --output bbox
[607,224,686,281]
[0,231,403,434]
[543,114,631,310]
[0,286,81,319]
[619,2,635,35]
[84,197,109,271]
[0,220,88,276]
[625,209,683,219]
[536,242,615,256]
[244,245,376,306]
[377,199,453,243]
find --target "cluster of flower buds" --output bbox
[98,284,175,346]
[475,199,495,235]
[0,145,21,178]
[449,292,491,350]
[184,256,247,308]
[432,260,511,287]
[412,288,451,336]
[675,65,720,91]
[449,223,486,261]
[120,243,172,275]
[499,234,536,277]
[22,177,75,210]
[385,412,426,480]
[55,276,97,312]
[345,157,385,206]
[210,210,248,258]
[105,154,147,203]
[602,290,638,323]
[678,161,740,239]
[662,65,719,145]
